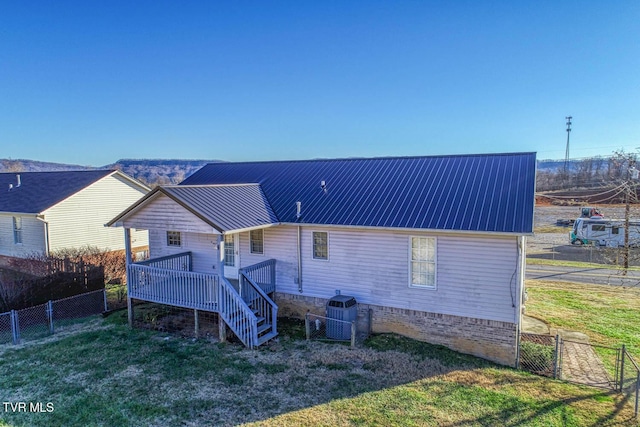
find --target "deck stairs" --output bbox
[219,264,278,348]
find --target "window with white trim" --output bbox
[250,229,264,254]
[13,217,22,245]
[312,231,328,260]
[410,237,436,289]
[166,231,181,247]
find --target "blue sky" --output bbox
[1,1,638,166]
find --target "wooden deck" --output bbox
[127,252,278,348]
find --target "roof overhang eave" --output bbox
[221,222,281,235]
[279,222,534,237]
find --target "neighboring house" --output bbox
[0,170,149,263]
[108,152,536,366]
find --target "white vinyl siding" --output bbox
[44,173,149,253]
[409,236,436,289]
[149,230,219,274]
[121,193,216,235]
[0,214,46,257]
[261,226,519,323]
[149,223,521,324]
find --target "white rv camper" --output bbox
[571,217,640,247]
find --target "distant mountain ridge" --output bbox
[0,158,222,187]
[1,156,611,188]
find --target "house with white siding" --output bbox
[0,170,149,263]
[108,152,536,366]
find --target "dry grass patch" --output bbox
[0,310,638,426]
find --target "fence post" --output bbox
[305,312,311,341]
[10,310,19,345]
[621,344,627,392]
[103,289,108,312]
[635,370,639,418]
[553,334,560,379]
[47,300,54,334]
[350,321,356,348]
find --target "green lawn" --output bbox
[0,308,637,426]
[525,280,640,356]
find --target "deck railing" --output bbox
[136,252,192,271]
[127,264,219,311]
[239,259,276,294]
[127,254,276,348]
[218,276,258,348]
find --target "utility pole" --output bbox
[623,166,638,272]
[564,116,572,186]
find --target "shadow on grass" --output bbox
[0,311,636,426]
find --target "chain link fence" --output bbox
[620,346,640,416]
[0,289,107,345]
[520,332,638,417]
[518,333,557,377]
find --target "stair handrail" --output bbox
[218,276,258,348]
[238,269,278,338]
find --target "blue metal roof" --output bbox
[181,153,536,234]
[0,170,115,214]
[161,185,279,232]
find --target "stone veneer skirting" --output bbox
[275,292,518,366]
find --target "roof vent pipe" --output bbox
[16,174,21,187]
[8,184,13,191]
[296,201,302,219]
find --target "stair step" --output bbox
[257,331,278,346]
[257,323,271,335]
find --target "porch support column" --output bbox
[217,234,225,277]
[217,234,226,343]
[124,227,134,327]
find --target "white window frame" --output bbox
[408,236,437,290]
[166,230,181,247]
[13,216,23,245]
[312,231,329,261]
[250,229,264,255]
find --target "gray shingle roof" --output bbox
[0,170,115,214]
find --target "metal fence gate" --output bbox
[518,332,640,416]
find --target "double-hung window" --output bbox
[250,229,264,254]
[166,231,181,247]
[312,231,328,260]
[410,237,436,289]
[13,217,22,245]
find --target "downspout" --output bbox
[297,225,303,293]
[296,201,303,293]
[514,235,526,368]
[36,215,50,256]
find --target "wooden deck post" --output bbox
[194,309,199,339]
[218,315,227,343]
[124,228,134,327]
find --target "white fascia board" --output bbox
[279,222,533,238]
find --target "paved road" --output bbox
[526,264,640,287]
